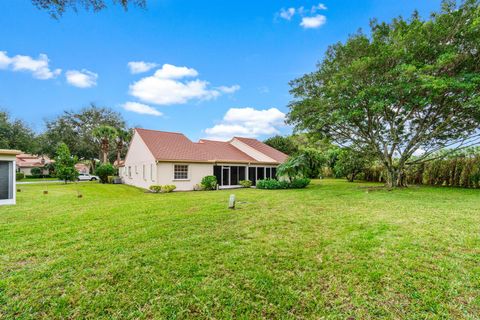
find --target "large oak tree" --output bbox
[287,0,480,187]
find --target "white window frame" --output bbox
[173,164,189,180]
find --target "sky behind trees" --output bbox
[0,0,441,141]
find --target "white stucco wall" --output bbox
[156,162,213,191]
[122,132,157,190]
[230,139,276,162]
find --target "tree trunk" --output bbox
[116,150,121,166]
[385,166,407,188]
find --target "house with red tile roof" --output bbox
[15,153,54,176]
[120,128,288,190]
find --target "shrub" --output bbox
[30,167,43,177]
[256,178,310,189]
[149,185,162,193]
[95,163,115,184]
[149,185,176,193]
[289,177,311,188]
[107,176,116,184]
[239,180,252,188]
[16,172,25,181]
[161,185,176,193]
[201,175,218,191]
[256,179,281,189]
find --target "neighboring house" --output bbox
[15,153,53,176]
[120,128,288,191]
[1,149,21,205]
[75,163,90,174]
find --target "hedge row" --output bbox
[363,156,480,188]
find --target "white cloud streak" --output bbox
[204,107,286,141]
[122,101,163,116]
[300,15,327,29]
[127,61,158,74]
[277,3,327,29]
[0,51,61,79]
[65,69,98,88]
[129,64,239,105]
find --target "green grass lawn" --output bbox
[17,177,60,183]
[1,180,479,319]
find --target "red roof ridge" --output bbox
[135,127,185,136]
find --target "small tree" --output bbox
[115,129,132,165]
[264,135,298,155]
[93,125,118,164]
[95,163,116,184]
[334,148,371,182]
[277,156,308,182]
[55,143,79,183]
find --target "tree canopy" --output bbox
[42,104,127,161]
[0,111,37,153]
[264,135,299,155]
[287,0,480,187]
[32,0,146,18]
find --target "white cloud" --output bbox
[0,51,61,79]
[127,61,158,74]
[279,7,295,20]
[217,84,240,94]
[0,51,11,69]
[122,101,163,116]
[300,15,327,29]
[277,3,327,29]
[153,64,199,79]
[65,69,98,88]
[312,3,327,12]
[129,64,238,105]
[204,107,286,140]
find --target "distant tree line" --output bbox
[0,104,133,173]
[265,134,480,188]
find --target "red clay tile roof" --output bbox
[233,137,288,163]
[136,128,212,162]
[197,139,256,162]
[16,154,53,168]
[135,128,285,164]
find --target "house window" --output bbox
[128,166,132,178]
[174,165,188,180]
[150,164,154,181]
[143,165,146,180]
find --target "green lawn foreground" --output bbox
[0,180,479,319]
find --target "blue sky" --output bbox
[0,0,442,141]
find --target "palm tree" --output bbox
[93,125,118,164]
[115,129,132,166]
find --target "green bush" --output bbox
[256,179,282,189]
[201,175,218,190]
[149,185,176,193]
[16,172,25,181]
[289,177,311,188]
[30,167,43,177]
[149,185,162,193]
[239,180,252,188]
[161,185,176,193]
[95,164,115,184]
[256,178,310,189]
